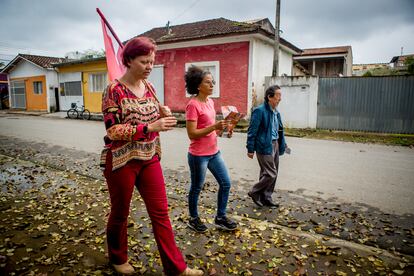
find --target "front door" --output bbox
[54,88,60,111]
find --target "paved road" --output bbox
[1,114,413,215]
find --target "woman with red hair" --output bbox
[101,36,203,276]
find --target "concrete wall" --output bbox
[156,41,250,114]
[248,39,296,114]
[279,48,294,76]
[46,70,58,112]
[9,60,45,78]
[249,38,273,112]
[265,76,319,128]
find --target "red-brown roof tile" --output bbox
[19,54,67,68]
[390,54,414,63]
[132,17,301,53]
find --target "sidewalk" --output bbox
[0,109,103,120]
[0,136,413,275]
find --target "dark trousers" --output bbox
[104,154,187,275]
[250,141,279,202]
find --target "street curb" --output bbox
[0,110,46,116]
[231,214,414,263]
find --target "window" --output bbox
[185,61,220,98]
[33,81,43,94]
[59,81,82,96]
[88,72,107,93]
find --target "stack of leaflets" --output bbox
[218,106,244,138]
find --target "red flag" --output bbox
[97,8,125,81]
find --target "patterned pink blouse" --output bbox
[100,80,161,171]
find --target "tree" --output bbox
[65,49,105,60]
[362,70,373,77]
[404,56,414,75]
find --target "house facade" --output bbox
[293,46,353,77]
[352,63,390,76]
[1,54,66,112]
[136,17,301,115]
[390,54,414,71]
[54,57,108,112]
[0,73,9,109]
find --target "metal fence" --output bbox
[317,76,414,133]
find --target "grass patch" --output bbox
[285,128,414,147]
[175,113,414,147]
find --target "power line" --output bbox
[0,43,56,56]
[0,43,49,53]
[171,0,202,23]
[0,53,16,57]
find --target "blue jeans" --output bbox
[188,151,231,219]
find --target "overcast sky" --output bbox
[1,0,413,65]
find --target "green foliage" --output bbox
[362,67,406,77]
[284,128,414,147]
[404,56,414,74]
[65,49,105,60]
[362,70,373,77]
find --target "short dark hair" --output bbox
[264,85,281,102]
[122,36,156,68]
[184,66,211,95]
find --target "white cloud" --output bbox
[1,0,413,64]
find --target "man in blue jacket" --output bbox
[246,85,287,208]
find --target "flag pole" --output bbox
[96,8,160,103]
[96,8,124,49]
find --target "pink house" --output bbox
[136,17,301,116]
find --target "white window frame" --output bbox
[33,81,43,95]
[185,61,220,98]
[88,72,108,93]
[60,81,82,96]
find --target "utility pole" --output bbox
[272,0,281,77]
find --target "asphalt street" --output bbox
[0,113,413,215]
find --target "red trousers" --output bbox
[104,154,187,275]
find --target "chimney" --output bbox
[166,21,172,35]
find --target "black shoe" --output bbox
[187,217,208,233]
[262,200,280,208]
[215,216,238,231]
[248,192,263,207]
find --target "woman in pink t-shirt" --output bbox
[184,66,238,233]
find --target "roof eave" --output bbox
[53,57,106,67]
[0,55,22,74]
[154,30,301,54]
[294,53,348,60]
[154,29,260,45]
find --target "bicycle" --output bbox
[67,103,91,120]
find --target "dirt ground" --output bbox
[1,136,414,275]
